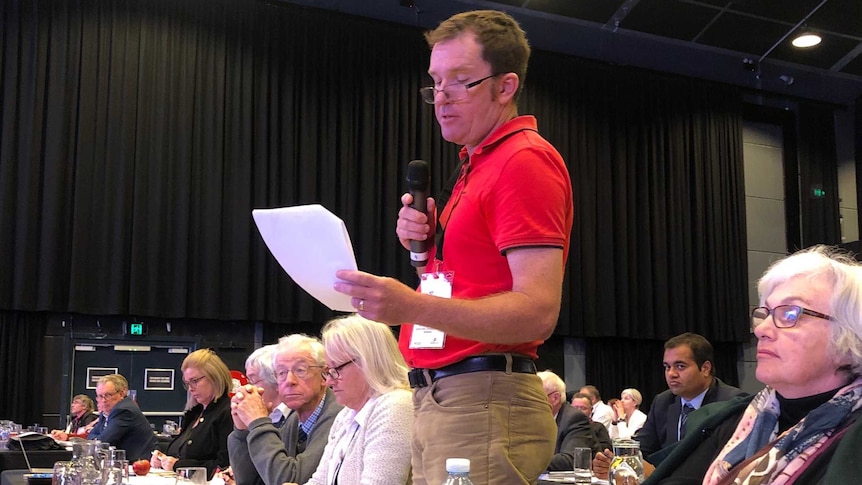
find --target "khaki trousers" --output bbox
[411,370,556,485]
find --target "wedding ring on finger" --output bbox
[359,299,365,311]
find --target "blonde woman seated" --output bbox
[609,388,647,439]
[286,315,413,485]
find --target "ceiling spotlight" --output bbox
[792,33,822,48]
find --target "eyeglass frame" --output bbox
[324,360,356,380]
[751,304,834,330]
[273,365,324,382]
[419,73,501,105]
[95,390,119,401]
[182,375,208,390]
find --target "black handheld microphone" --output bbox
[406,160,431,267]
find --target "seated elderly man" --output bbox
[538,371,594,471]
[616,245,862,484]
[87,374,157,460]
[51,394,99,440]
[227,334,342,485]
[244,345,287,426]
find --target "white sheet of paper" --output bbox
[252,204,357,311]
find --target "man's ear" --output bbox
[496,72,519,103]
[701,360,713,376]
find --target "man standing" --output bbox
[579,385,614,430]
[539,371,593,471]
[334,10,572,484]
[228,335,342,485]
[571,392,612,455]
[87,374,157,461]
[634,332,746,458]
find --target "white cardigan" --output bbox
[609,408,647,440]
[305,388,413,485]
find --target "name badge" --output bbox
[410,271,454,349]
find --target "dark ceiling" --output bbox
[280,0,862,105]
[487,0,862,76]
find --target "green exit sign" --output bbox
[811,185,826,198]
[129,323,147,336]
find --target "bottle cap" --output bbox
[446,458,470,474]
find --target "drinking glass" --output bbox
[0,420,11,450]
[102,460,129,485]
[572,447,592,484]
[175,467,208,485]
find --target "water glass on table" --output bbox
[0,420,12,450]
[573,447,593,484]
[102,459,129,485]
[175,467,208,485]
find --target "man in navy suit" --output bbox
[634,333,746,460]
[538,371,594,471]
[88,374,157,460]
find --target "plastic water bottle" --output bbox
[442,458,474,485]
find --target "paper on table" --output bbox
[252,205,357,311]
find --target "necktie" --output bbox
[679,403,695,440]
[296,428,308,454]
[274,415,286,428]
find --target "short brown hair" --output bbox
[425,10,530,100]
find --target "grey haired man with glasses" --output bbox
[226,334,342,485]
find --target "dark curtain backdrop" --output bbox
[0,311,47,423]
[2,0,844,416]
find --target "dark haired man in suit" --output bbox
[634,333,746,460]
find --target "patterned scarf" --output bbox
[703,376,862,485]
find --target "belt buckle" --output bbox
[408,368,429,388]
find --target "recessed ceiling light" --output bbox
[792,34,822,48]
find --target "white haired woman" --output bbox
[609,388,646,439]
[643,245,862,484]
[286,314,413,485]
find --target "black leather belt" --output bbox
[408,354,537,388]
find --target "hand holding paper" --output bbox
[252,205,357,311]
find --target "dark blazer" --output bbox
[634,376,746,458]
[590,421,613,456]
[547,405,594,471]
[227,388,343,485]
[165,394,232,479]
[67,412,98,434]
[88,396,158,461]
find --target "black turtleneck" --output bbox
[776,385,844,433]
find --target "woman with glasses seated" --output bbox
[286,314,413,485]
[641,245,862,484]
[151,349,233,479]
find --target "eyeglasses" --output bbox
[419,74,499,104]
[273,365,323,382]
[751,305,834,330]
[182,375,207,390]
[324,360,355,380]
[95,391,118,401]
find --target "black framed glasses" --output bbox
[324,360,355,380]
[182,375,208,390]
[751,305,834,330]
[419,73,500,104]
[273,365,323,382]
